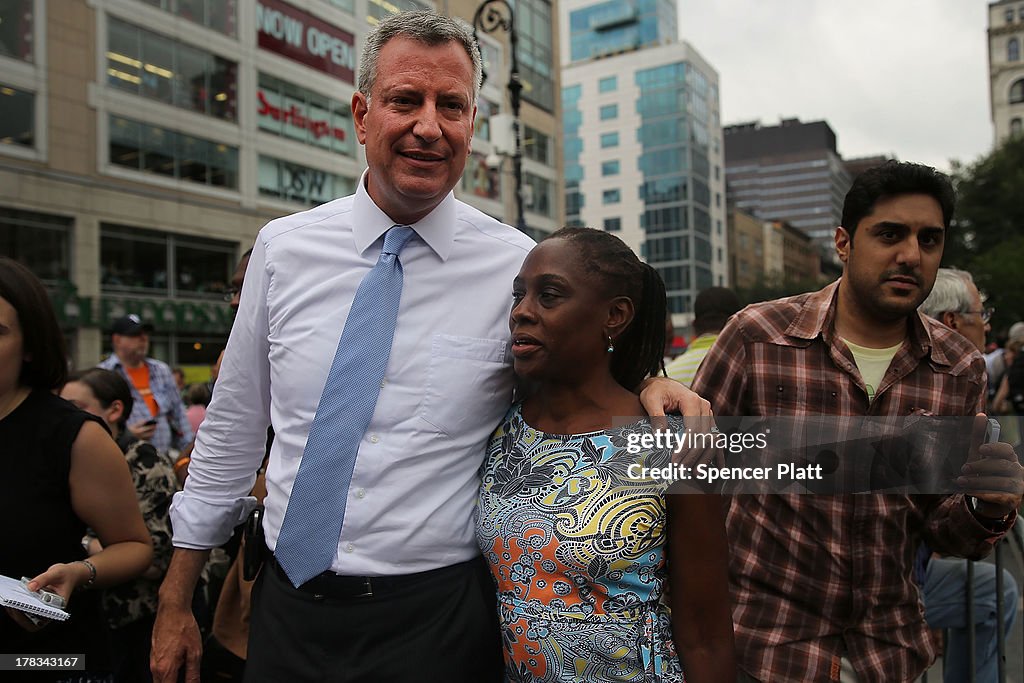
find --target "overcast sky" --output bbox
[679,0,996,172]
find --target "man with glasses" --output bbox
[920,267,992,352]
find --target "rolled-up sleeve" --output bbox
[170,235,272,549]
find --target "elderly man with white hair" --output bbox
[918,267,1018,683]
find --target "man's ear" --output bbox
[941,311,960,332]
[352,91,369,145]
[606,296,636,341]
[835,226,852,263]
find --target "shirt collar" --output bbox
[785,278,940,363]
[352,169,456,261]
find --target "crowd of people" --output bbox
[2,9,1023,683]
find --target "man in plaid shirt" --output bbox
[692,161,1024,682]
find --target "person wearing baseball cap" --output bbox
[98,314,192,458]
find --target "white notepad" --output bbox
[0,574,70,622]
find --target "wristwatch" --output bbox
[967,496,1013,531]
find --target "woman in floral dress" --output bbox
[477,228,735,682]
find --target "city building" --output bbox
[727,208,820,293]
[559,0,726,322]
[988,0,1024,144]
[726,207,763,291]
[724,117,851,261]
[0,0,560,375]
[844,154,894,181]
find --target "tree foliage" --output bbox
[946,136,1024,335]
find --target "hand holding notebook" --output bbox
[0,573,70,622]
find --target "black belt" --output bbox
[266,552,476,599]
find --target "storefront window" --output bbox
[110,115,239,189]
[257,156,355,206]
[0,84,33,148]
[101,224,236,298]
[108,18,237,120]
[140,0,236,36]
[257,73,354,157]
[462,153,500,200]
[0,207,71,283]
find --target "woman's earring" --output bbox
[607,335,615,353]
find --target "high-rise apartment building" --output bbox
[989,0,1024,143]
[724,118,851,260]
[0,0,560,372]
[560,0,726,320]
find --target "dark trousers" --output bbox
[245,556,503,683]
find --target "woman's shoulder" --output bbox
[11,389,103,435]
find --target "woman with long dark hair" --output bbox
[0,256,151,681]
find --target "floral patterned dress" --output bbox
[476,404,686,682]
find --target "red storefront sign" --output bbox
[255,0,355,82]
[257,90,347,142]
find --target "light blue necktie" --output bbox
[275,225,416,587]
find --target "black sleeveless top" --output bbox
[0,389,112,672]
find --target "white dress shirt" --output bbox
[171,175,535,575]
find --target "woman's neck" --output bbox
[0,385,32,421]
[522,375,643,435]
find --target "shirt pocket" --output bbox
[419,334,513,437]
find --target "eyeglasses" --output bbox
[222,287,240,303]
[962,307,994,323]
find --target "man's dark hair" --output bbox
[693,286,742,335]
[0,256,68,391]
[841,160,955,240]
[545,227,667,390]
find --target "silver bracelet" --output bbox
[76,559,96,588]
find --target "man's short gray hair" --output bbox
[358,10,482,104]
[920,267,975,320]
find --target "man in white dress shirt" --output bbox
[151,11,709,683]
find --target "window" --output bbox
[602,188,620,204]
[257,74,354,157]
[599,104,618,120]
[1010,38,1021,62]
[0,208,71,283]
[107,19,237,120]
[140,0,236,35]
[367,0,426,24]
[1011,79,1024,104]
[600,132,619,148]
[462,152,500,200]
[516,0,555,111]
[1007,8,1015,22]
[524,173,553,217]
[258,156,356,206]
[0,84,33,148]
[0,0,33,61]
[523,125,551,165]
[603,217,621,232]
[601,160,620,176]
[1011,117,1022,137]
[101,224,237,297]
[475,98,498,141]
[599,76,617,93]
[110,115,239,188]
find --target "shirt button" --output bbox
[356,489,366,499]
[369,434,379,443]
[345,543,354,553]
[380,379,387,388]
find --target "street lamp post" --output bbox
[472,0,526,233]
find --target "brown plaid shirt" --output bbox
[692,280,1013,682]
